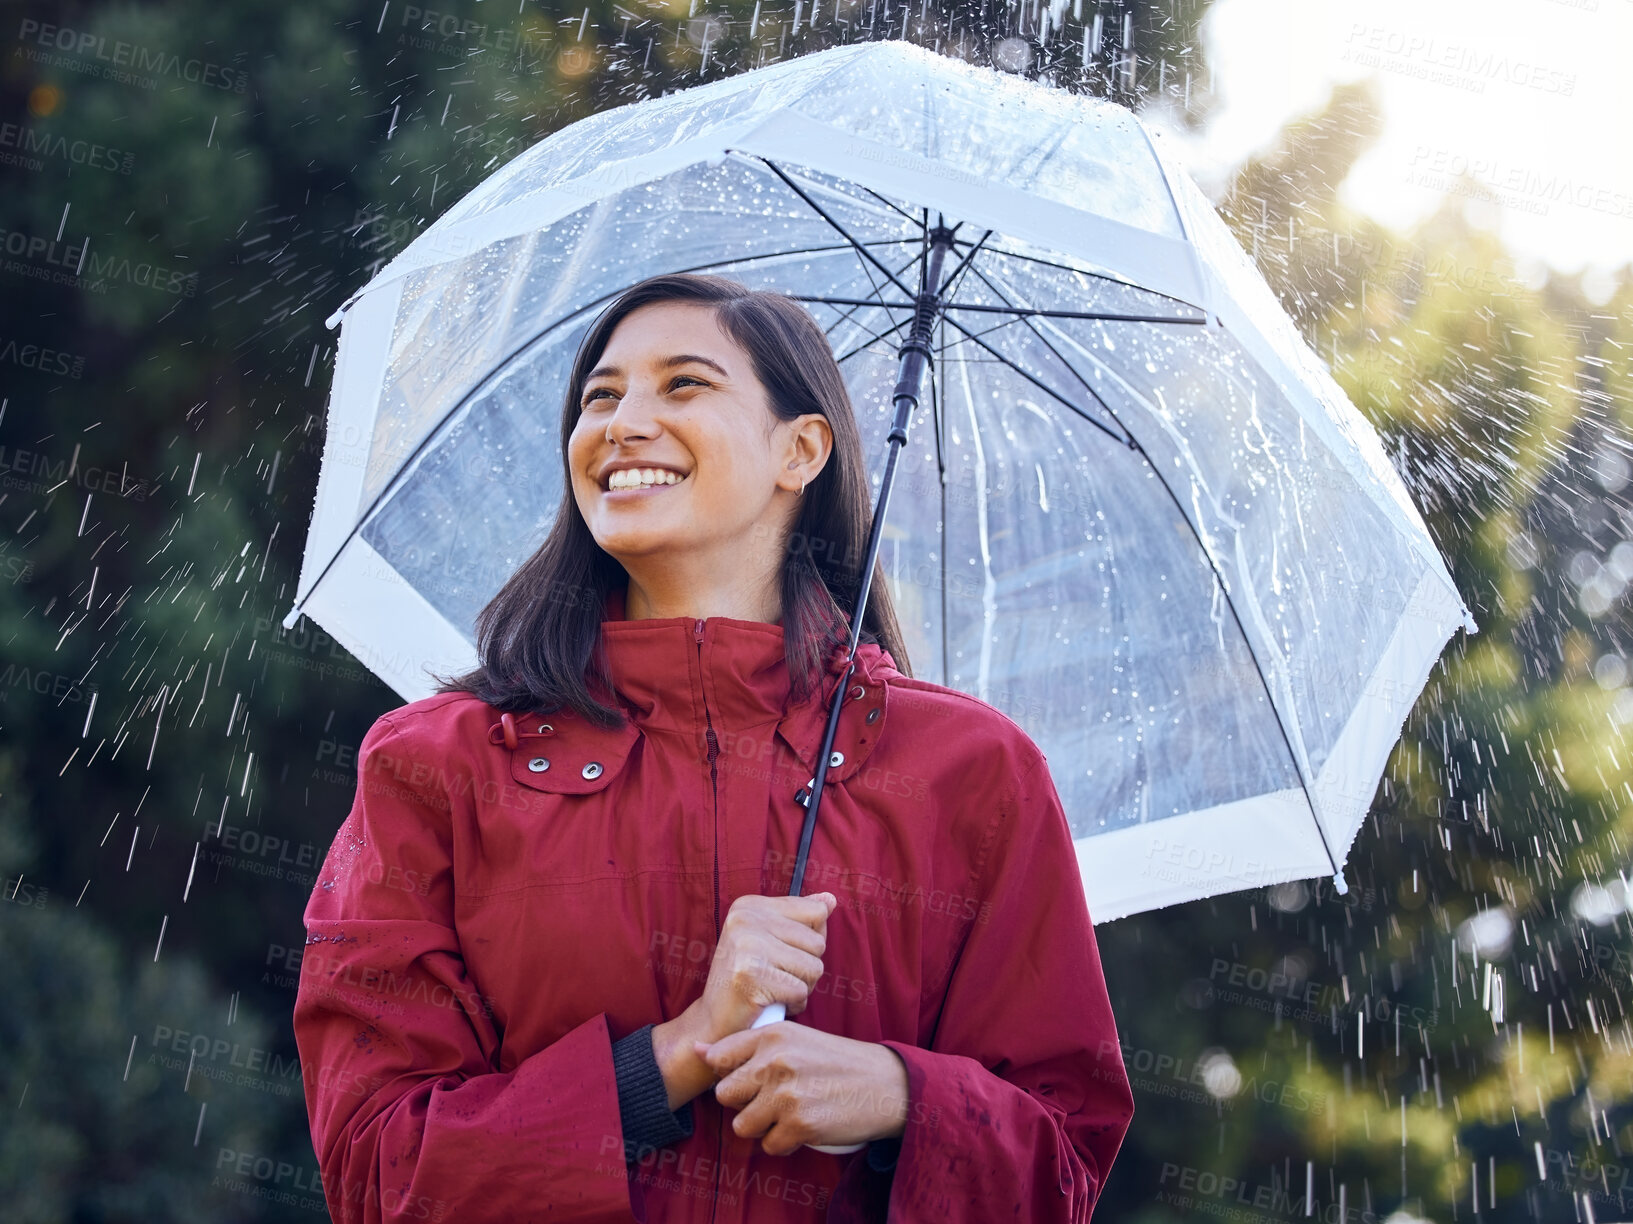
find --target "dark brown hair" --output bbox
[431,272,913,728]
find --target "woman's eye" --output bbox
[583,376,703,408]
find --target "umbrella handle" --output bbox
[748,1002,866,1154]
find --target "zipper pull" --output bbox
[694,618,705,643]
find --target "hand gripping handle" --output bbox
[749,1002,865,1154]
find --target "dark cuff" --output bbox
[865,1137,901,1173]
[612,1022,695,1162]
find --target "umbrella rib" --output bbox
[930,226,997,307]
[973,243,1208,315]
[753,154,926,231]
[752,152,1201,317]
[952,265,1340,877]
[932,311,1130,447]
[858,184,926,227]
[943,312,1044,350]
[945,302,1207,323]
[957,258,1150,437]
[803,251,934,348]
[834,317,915,366]
[790,295,1205,325]
[753,156,921,302]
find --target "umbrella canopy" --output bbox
[283,38,1476,922]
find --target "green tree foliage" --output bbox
[0,753,287,1223]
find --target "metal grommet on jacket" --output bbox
[498,708,635,796]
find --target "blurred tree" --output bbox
[1096,78,1633,1224]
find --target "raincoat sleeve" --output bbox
[834,747,1134,1223]
[293,711,641,1224]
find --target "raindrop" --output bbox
[1267,880,1309,913]
[1570,880,1629,926]
[1592,445,1630,493]
[1505,530,1540,571]
[1592,654,1627,690]
[1456,906,1514,961]
[1198,1048,1242,1099]
[1567,550,1600,587]
[1608,540,1633,582]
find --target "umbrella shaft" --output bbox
[786,224,958,899]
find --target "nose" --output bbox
[602,384,662,446]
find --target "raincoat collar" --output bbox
[592,579,898,781]
[599,582,794,734]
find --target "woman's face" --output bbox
[568,299,829,581]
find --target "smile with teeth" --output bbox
[605,468,688,492]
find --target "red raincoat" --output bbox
[294,581,1133,1223]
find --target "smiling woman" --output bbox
[452,272,911,720]
[568,297,846,631]
[291,272,1133,1224]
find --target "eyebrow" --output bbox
[584,354,731,383]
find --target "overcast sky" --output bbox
[1142,0,1633,299]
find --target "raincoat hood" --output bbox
[295,578,1133,1224]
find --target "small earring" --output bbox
[798,475,806,496]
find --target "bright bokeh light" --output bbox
[1145,0,1633,286]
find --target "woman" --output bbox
[293,273,1134,1224]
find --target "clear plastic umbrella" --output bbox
[282,38,1476,927]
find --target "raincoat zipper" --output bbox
[695,619,721,938]
[696,617,724,1224]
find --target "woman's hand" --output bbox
[691,1023,910,1156]
[692,891,837,1040]
[651,891,837,1111]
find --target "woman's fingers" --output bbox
[706,891,838,1035]
[767,913,828,958]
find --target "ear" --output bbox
[781,414,833,492]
